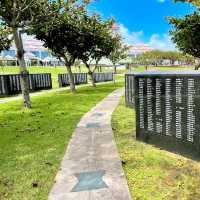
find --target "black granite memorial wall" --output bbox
[93,73,114,83]
[0,73,52,96]
[133,71,200,154]
[58,73,88,87]
[125,74,135,108]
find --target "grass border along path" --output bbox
[0,82,123,200]
[112,97,200,200]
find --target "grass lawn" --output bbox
[0,82,123,200]
[112,98,200,200]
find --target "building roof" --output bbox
[128,44,153,55]
[4,55,17,60]
[10,35,45,51]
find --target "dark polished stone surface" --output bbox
[133,71,200,154]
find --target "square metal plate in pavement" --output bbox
[92,113,104,117]
[86,122,101,128]
[71,170,108,192]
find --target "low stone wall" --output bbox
[58,73,88,87]
[0,73,52,96]
[125,73,135,108]
[93,73,114,83]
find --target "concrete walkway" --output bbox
[48,89,132,200]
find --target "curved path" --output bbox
[48,89,132,200]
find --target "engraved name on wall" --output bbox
[136,76,198,144]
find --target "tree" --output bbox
[137,50,165,67]
[180,53,195,65]
[136,50,194,67]
[163,51,180,65]
[168,0,200,69]
[30,1,114,89]
[0,0,47,108]
[29,1,91,93]
[174,0,200,8]
[168,12,200,69]
[78,15,117,87]
[108,38,129,74]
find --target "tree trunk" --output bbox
[65,63,76,93]
[85,63,96,87]
[195,64,200,70]
[13,28,31,108]
[114,65,117,74]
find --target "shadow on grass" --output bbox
[138,134,200,162]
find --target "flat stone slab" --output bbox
[48,89,132,200]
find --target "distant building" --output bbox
[0,35,50,59]
[128,44,153,57]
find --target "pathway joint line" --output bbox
[48,89,132,200]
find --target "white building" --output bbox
[0,35,50,59]
[128,44,153,58]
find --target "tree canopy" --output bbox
[29,0,120,88]
[108,40,129,66]
[174,0,200,8]
[0,27,11,53]
[168,0,200,67]
[1,0,123,93]
[74,14,119,86]
[168,12,200,59]
[29,0,92,92]
[0,0,47,28]
[136,50,195,66]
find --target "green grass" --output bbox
[0,82,123,200]
[112,98,200,200]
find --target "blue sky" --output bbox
[89,0,195,50]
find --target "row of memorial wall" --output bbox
[0,72,114,96]
[58,73,88,87]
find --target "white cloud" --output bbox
[118,23,175,51]
[149,34,175,51]
[118,24,144,44]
